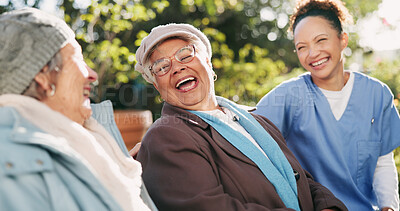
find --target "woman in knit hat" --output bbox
[0,8,156,211]
[134,23,347,211]
[254,0,400,210]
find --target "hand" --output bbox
[381,207,394,211]
[129,142,142,159]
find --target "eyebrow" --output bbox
[152,46,177,60]
[313,33,329,41]
[295,33,329,48]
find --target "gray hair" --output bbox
[22,51,63,100]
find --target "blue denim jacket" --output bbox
[0,100,156,211]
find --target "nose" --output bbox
[171,60,186,75]
[86,64,98,82]
[308,46,320,58]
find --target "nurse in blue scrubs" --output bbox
[254,0,400,210]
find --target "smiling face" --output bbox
[150,38,217,111]
[294,16,348,88]
[43,40,98,125]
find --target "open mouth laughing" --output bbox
[175,76,199,92]
[83,87,91,98]
[310,57,329,67]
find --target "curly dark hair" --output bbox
[288,0,353,35]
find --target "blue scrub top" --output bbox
[254,72,400,211]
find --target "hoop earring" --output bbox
[213,74,218,81]
[48,84,56,97]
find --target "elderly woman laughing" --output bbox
[0,8,155,211]
[134,23,347,211]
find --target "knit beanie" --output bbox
[134,23,212,84]
[0,7,75,95]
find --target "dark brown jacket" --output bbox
[137,102,347,211]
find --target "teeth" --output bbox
[311,58,328,66]
[83,89,90,96]
[176,77,195,88]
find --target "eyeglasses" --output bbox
[149,44,196,77]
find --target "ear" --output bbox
[340,32,349,50]
[34,66,52,91]
[206,57,212,68]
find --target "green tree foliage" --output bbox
[59,0,167,104]
[366,57,400,103]
[0,0,385,106]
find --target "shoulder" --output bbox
[354,71,390,90]
[0,134,55,210]
[137,109,213,167]
[0,109,53,166]
[251,114,285,142]
[153,103,209,131]
[260,73,310,100]
[149,112,200,133]
[0,106,18,126]
[0,124,54,195]
[353,71,394,99]
[256,73,312,112]
[0,107,54,173]
[0,107,44,143]
[142,108,209,151]
[274,73,310,90]
[0,142,53,174]
[0,106,49,140]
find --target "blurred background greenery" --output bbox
[1,0,399,193]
